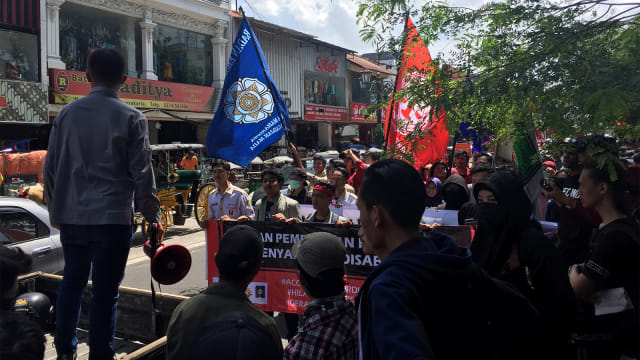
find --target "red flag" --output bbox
[385,17,449,169]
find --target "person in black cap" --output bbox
[166,225,282,360]
[285,232,357,359]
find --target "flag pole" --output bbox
[383,12,410,151]
[239,7,291,146]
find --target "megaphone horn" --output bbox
[144,223,192,285]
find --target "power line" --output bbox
[243,0,265,20]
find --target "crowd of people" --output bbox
[0,47,638,360]
[186,135,638,359]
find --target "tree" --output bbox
[356,0,640,144]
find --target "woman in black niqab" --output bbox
[470,170,577,359]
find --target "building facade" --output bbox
[0,0,50,150]
[1,1,393,154]
[46,0,231,145]
[0,0,232,149]
[233,12,394,152]
[346,53,395,147]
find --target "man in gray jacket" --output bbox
[254,167,302,222]
[44,49,163,360]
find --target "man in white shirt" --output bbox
[329,167,357,216]
[207,159,254,222]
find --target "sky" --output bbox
[235,0,486,60]
[235,0,639,61]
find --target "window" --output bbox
[0,210,43,244]
[351,72,374,105]
[0,28,39,82]
[59,3,140,77]
[304,72,345,107]
[153,24,213,86]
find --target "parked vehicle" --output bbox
[0,197,63,274]
[18,272,185,360]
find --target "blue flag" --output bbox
[206,15,290,167]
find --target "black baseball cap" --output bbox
[216,225,263,274]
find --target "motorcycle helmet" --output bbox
[12,292,54,330]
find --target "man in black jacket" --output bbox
[355,159,539,360]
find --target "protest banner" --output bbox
[206,220,475,314]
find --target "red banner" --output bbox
[304,104,348,122]
[384,16,449,169]
[206,220,474,314]
[49,69,218,113]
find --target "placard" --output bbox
[206,220,476,314]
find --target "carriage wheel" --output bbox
[195,184,214,228]
[142,206,171,235]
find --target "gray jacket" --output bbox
[44,87,161,225]
[254,192,302,222]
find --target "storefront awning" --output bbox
[48,104,214,122]
[346,54,395,76]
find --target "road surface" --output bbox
[122,217,208,296]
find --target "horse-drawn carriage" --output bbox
[134,144,214,230]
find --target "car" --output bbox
[0,197,63,274]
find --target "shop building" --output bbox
[0,0,51,150]
[300,41,352,150]
[45,0,231,146]
[233,12,355,151]
[346,53,395,147]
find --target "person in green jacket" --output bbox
[166,225,282,360]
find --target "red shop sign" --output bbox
[351,102,387,123]
[305,104,348,122]
[49,69,218,113]
[316,56,338,74]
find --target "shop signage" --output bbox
[316,56,338,74]
[351,102,387,123]
[304,104,347,122]
[0,80,48,123]
[50,69,219,113]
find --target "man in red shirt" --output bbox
[451,150,471,184]
[341,149,366,195]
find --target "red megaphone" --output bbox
[144,224,192,285]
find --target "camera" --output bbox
[540,177,564,192]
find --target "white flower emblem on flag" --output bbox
[396,75,430,136]
[224,77,274,124]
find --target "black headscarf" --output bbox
[470,171,531,276]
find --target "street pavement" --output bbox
[122,217,208,296]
